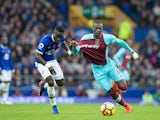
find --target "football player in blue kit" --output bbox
[0,36,14,104]
[34,26,72,114]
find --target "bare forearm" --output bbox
[35,53,46,65]
[62,41,70,51]
[62,41,72,55]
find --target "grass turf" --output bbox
[0,103,160,120]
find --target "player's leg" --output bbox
[39,78,47,96]
[0,82,6,90]
[45,76,59,114]
[123,70,131,87]
[92,63,129,111]
[49,60,66,113]
[92,61,132,113]
[93,73,131,113]
[35,62,59,114]
[114,70,130,94]
[1,82,11,104]
[108,64,132,113]
[0,70,12,104]
[48,60,64,87]
[111,69,123,94]
[49,60,67,96]
[111,80,121,94]
[112,69,130,95]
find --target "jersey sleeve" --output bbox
[103,34,134,53]
[35,38,46,55]
[103,34,116,45]
[113,48,125,66]
[72,46,81,56]
[113,38,134,53]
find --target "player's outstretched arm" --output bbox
[62,41,72,56]
[114,38,139,60]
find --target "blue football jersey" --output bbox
[0,45,14,70]
[34,34,65,62]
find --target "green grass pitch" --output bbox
[0,103,160,120]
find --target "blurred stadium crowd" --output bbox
[0,0,160,97]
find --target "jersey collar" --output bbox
[0,44,7,48]
[51,34,55,42]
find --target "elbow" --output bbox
[35,53,41,59]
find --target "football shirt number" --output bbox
[4,53,9,60]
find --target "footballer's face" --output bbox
[2,37,8,46]
[53,31,63,43]
[93,23,103,38]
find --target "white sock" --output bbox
[0,83,6,90]
[47,86,56,106]
[2,83,10,102]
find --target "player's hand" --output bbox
[70,40,77,46]
[48,67,56,75]
[132,52,139,60]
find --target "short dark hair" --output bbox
[54,25,64,33]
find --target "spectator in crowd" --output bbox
[13,89,24,97]
[139,90,158,105]
[153,89,160,104]
[76,84,88,97]
[98,89,107,97]
[26,78,39,96]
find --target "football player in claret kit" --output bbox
[70,21,139,113]
[34,25,72,114]
[112,40,133,95]
[113,46,132,86]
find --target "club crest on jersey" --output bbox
[38,43,44,50]
[95,39,99,45]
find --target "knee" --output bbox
[117,80,128,91]
[56,79,64,87]
[46,76,54,86]
[119,84,127,91]
[108,88,119,99]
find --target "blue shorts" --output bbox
[92,60,124,92]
